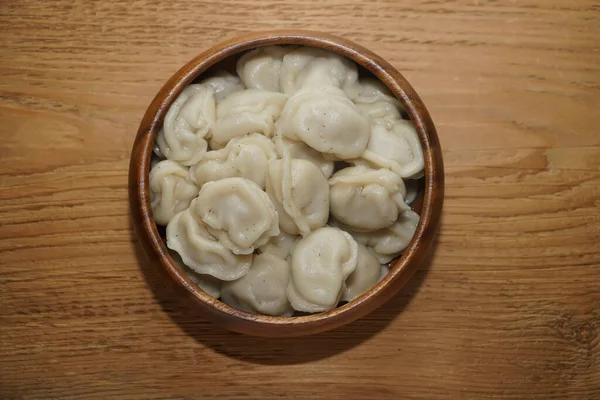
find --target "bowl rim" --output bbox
[129,29,444,337]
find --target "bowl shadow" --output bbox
[132,221,439,365]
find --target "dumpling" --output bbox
[201,70,245,102]
[355,102,402,128]
[221,253,293,316]
[329,165,408,231]
[259,231,300,260]
[194,177,279,255]
[236,45,290,92]
[273,134,334,178]
[352,78,404,126]
[265,158,329,236]
[149,160,199,226]
[360,120,424,178]
[378,265,390,282]
[189,133,276,189]
[342,244,381,302]
[280,47,359,96]
[404,178,419,205]
[156,84,215,165]
[287,227,358,312]
[153,142,164,159]
[352,77,400,104]
[210,89,287,149]
[347,208,420,263]
[276,87,370,159]
[166,206,252,281]
[184,268,223,298]
[171,252,223,298]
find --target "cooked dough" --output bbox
[237,45,290,92]
[259,231,300,260]
[194,177,280,255]
[265,158,329,236]
[329,165,408,231]
[221,253,293,316]
[166,205,252,281]
[202,70,245,102]
[273,134,334,178]
[149,160,199,226]
[352,78,404,127]
[348,209,420,263]
[287,227,358,312]
[210,89,287,149]
[189,133,276,189]
[361,119,424,178]
[173,253,223,299]
[156,84,215,165]
[280,47,359,96]
[276,87,370,159]
[342,244,381,302]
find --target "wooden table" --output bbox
[1,1,599,399]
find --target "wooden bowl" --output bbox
[129,30,444,337]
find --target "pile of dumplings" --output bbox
[149,46,424,317]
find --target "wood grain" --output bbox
[1,0,599,398]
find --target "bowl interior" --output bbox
[155,47,427,238]
[132,31,443,337]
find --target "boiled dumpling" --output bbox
[153,142,164,159]
[352,78,404,126]
[189,133,276,189]
[221,253,293,316]
[149,160,199,226]
[194,177,279,255]
[404,178,419,205]
[276,87,370,159]
[259,231,300,260]
[361,120,424,178]
[184,268,223,299]
[156,84,215,165]
[287,227,358,312]
[166,205,252,281]
[352,77,399,104]
[348,208,420,263]
[172,252,223,298]
[342,244,381,302]
[350,157,420,199]
[355,102,402,129]
[201,70,245,102]
[329,165,408,231]
[237,45,290,92]
[265,158,329,236]
[280,47,359,96]
[273,134,334,178]
[210,89,287,149]
[378,265,390,282]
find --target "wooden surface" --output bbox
[1,0,599,398]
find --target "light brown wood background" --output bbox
[1,0,599,399]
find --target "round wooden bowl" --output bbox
[129,30,444,337]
